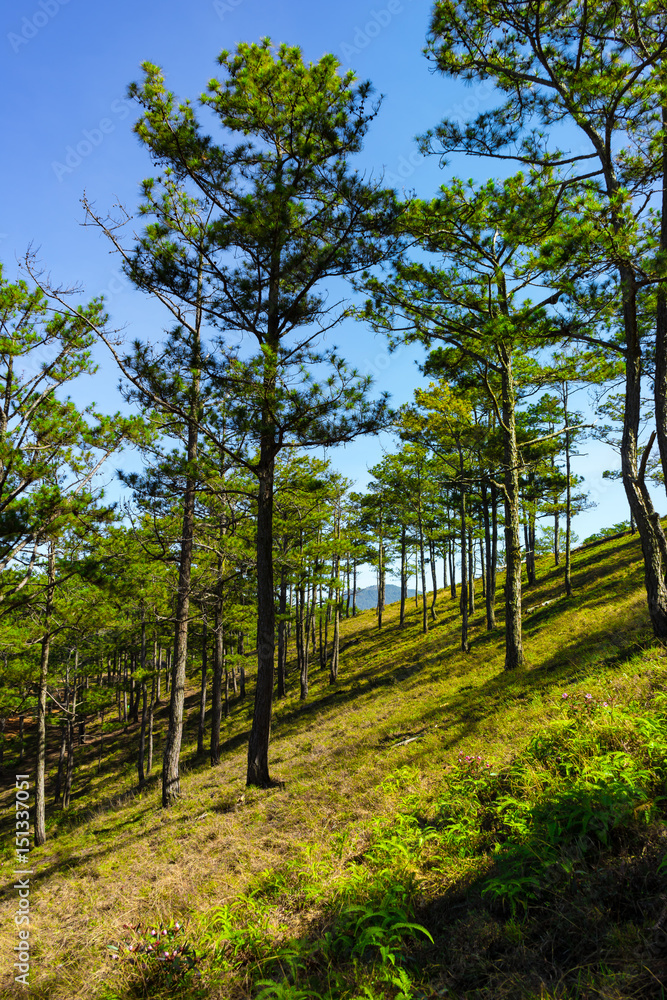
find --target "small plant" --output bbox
[107,919,200,990]
[559,691,612,717]
[456,749,492,773]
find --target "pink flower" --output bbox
[562,692,568,699]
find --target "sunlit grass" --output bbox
[0,529,666,998]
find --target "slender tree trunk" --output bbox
[54,723,66,805]
[162,323,199,805]
[564,382,573,597]
[147,676,154,775]
[138,605,147,785]
[54,657,69,805]
[330,505,341,683]
[468,528,475,616]
[300,578,310,701]
[652,104,667,515]
[417,504,428,634]
[500,344,524,670]
[210,585,224,765]
[63,704,75,809]
[277,564,287,698]
[429,538,438,620]
[619,262,667,635]
[138,679,147,787]
[197,614,208,754]
[399,524,407,627]
[377,515,385,630]
[35,541,55,846]
[247,440,277,786]
[459,488,469,652]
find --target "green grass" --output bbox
[1,529,667,999]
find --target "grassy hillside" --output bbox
[2,530,667,1000]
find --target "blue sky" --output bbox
[2,0,638,583]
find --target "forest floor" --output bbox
[1,531,667,999]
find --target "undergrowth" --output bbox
[2,530,667,998]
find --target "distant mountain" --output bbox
[346,584,418,611]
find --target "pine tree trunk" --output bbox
[147,677,154,775]
[418,509,428,635]
[210,586,224,765]
[564,382,573,597]
[652,105,667,523]
[54,724,66,805]
[500,345,524,670]
[197,614,208,755]
[162,395,198,806]
[277,565,287,698]
[459,489,469,652]
[63,715,74,809]
[246,439,276,787]
[429,538,438,620]
[468,528,475,616]
[35,541,55,846]
[400,524,407,627]
[138,679,147,787]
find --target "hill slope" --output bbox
[347,584,418,610]
[1,530,666,999]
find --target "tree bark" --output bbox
[563,382,573,597]
[197,614,208,755]
[500,344,524,670]
[246,437,277,786]
[429,538,438,619]
[481,479,495,630]
[459,489,469,652]
[210,586,224,765]
[35,541,55,846]
[162,331,199,805]
[399,524,407,627]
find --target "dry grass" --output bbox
[0,529,665,999]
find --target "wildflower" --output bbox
[562,692,568,699]
[603,702,609,707]
[585,693,592,700]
